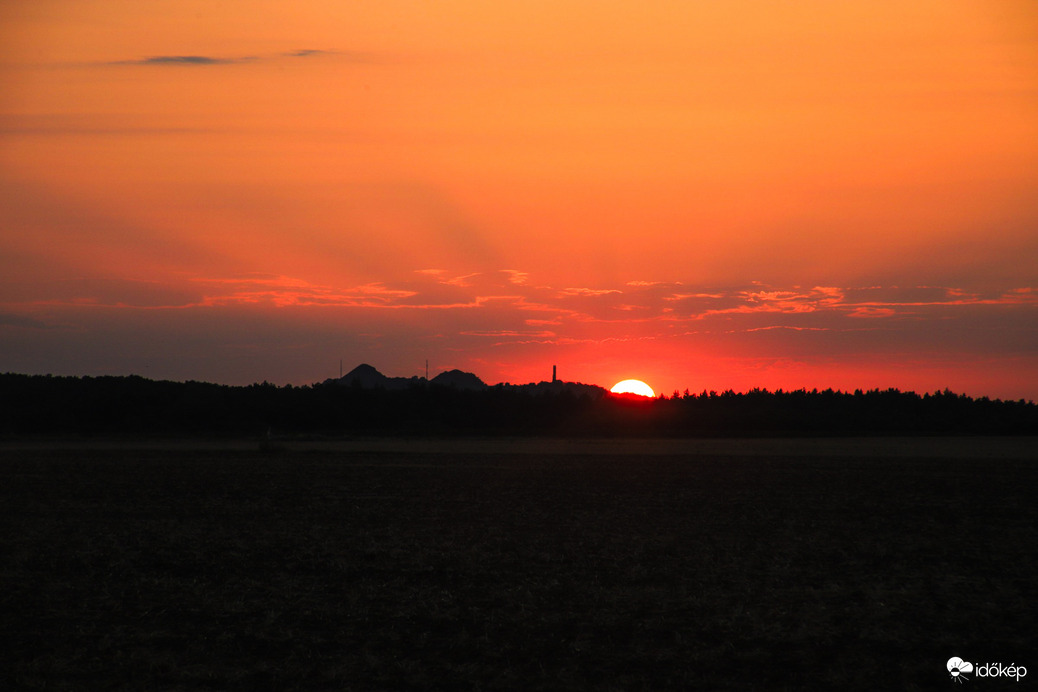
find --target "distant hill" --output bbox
[431,369,487,390]
[328,364,424,391]
[329,363,606,397]
[329,364,488,391]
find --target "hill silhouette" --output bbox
[331,363,424,390]
[332,364,607,398]
[329,364,489,391]
[0,371,1035,438]
[431,369,487,390]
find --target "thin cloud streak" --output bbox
[108,49,369,68]
[113,55,239,66]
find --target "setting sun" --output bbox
[610,380,655,398]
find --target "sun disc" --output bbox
[610,379,655,398]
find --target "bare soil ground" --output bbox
[2,439,1035,690]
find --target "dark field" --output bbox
[2,439,1036,691]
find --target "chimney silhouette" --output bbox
[552,365,557,383]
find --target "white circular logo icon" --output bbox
[948,657,974,683]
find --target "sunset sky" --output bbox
[2,1,1037,399]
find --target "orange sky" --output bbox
[2,1,1037,398]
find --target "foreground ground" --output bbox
[2,438,1035,690]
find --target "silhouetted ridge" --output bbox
[339,363,385,387]
[504,380,608,399]
[329,364,423,391]
[431,369,486,390]
[1,373,1035,437]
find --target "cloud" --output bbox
[501,270,529,285]
[286,49,376,62]
[558,287,622,297]
[5,268,1035,399]
[848,307,897,319]
[741,326,830,333]
[118,55,238,66]
[17,272,1035,331]
[739,287,844,312]
[109,49,367,68]
[10,271,1036,373]
[414,270,483,287]
[460,330,556,338]
[664,293,724,300]
[194,276,421,308]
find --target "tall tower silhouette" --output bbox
[552,365,557,383]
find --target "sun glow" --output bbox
[610,379,655,398]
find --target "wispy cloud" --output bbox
[501,270,529,285]
[109,49,362,68]
[558,287,622,297]
[742,325,831,333]
[286,48,375,62]
[195,276,419,308]
[460,330,556,338]
[15,272,1037,322]
[8,272,1035,362]
[847,307,897,319]
[414,270,483,287]
[115,55,239,66]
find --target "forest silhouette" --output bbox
[2,370,1035,437]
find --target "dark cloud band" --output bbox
[120,55,236,65]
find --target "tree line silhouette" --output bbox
[1,373,1035,438]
